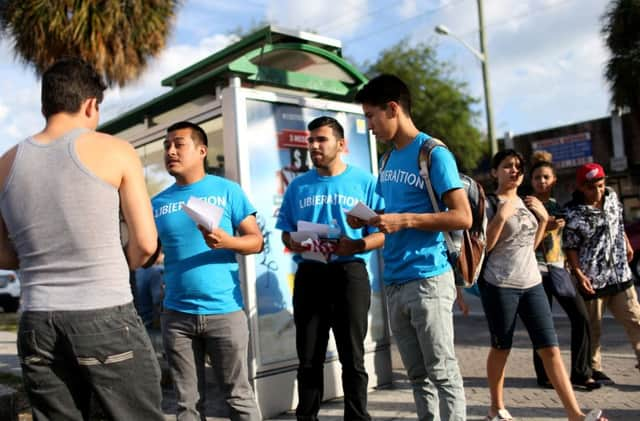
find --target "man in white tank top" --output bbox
[0,58,164,420]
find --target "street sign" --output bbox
[532,132,593,169]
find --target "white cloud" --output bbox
[399,0,419,19]
[101,33,238,121]
[0,102,8,122]
[267,0,369,38]
[0,33,237,154]
[407,0,610,135]
[0,0,616,153]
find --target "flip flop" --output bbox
[584,409,603,421]
[486,408,514,421]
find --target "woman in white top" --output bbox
[480,149,605,421]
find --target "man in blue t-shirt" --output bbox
[153,121,263,421]
[354,75,472,421]
[276,116,384,421]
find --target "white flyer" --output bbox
[346,201,378,222]
[297,220,330,237]
[182,196,223,232]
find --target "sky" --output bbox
[0,0,612,154]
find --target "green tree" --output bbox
[363,40,486,172]
[0,0,180,87]
[602,0,640,111]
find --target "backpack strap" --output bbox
[485,193,498,215]
[418,137,457,254]
[379,149,392,173]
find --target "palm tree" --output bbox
[0,0,180,87]
[601,0,640,111]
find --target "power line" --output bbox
[455,0,576,40]
[344,0,468,44]
[303,0,400,34]
[343,0,577,46]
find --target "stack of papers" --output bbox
[182,196,224,231]
[291,221,331,263]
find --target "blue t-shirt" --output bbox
[377,132,463,285]
[276,165,384,263]
[152,175,256,314]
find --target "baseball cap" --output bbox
[576,163,606,184]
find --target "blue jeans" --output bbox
[161,309,261,421]
[17,302,164,421]
[386,271,466,421]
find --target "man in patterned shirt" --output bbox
[563,162,640,385]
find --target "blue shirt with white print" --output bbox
[276,165,384,263]
[376,132,463,285]
[152,175,256,315]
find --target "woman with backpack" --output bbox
[479,149,605,421]
[528,152,600,390]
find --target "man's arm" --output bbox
[565,248,595,295]
[281,232,308,253]
[199,214,263,255]
[370,188,471,234]
[333,232,385,256]
[118,142,159,269]
[0,214,18,269]
[624,232,634,262]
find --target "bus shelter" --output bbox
[101,26,391,417]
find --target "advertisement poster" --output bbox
[245,99,385,365]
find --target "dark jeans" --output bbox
[17,302,164,421]
[293,260,371,421]
[533,273,593,383]
[479,281,559,350]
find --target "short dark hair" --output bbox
[491,149,525,174]
[41,58,106,119]
[307,116,344,139]
[166,121,208,146]
[354,74,412,116]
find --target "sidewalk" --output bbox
[265,314,639,421]
[1,313,639,420]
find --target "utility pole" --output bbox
[477,0,497,156]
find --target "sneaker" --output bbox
[591,370,614,385]
[572,378,602,391]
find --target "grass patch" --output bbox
[0,312,19,332]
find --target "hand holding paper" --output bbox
[346,201,377,222]
[182,196,223,232]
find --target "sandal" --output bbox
[584,409,603,421]
[486,408,514,421]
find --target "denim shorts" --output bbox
[479,281,559,350]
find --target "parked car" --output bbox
[626,221,640,284]
[0,269,20,312]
